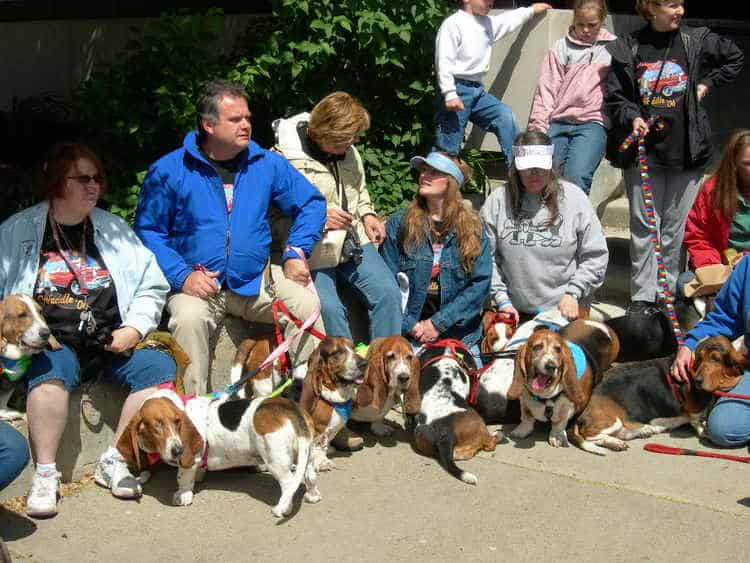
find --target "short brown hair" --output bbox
[39,142,107,200]
[307,92,371,149]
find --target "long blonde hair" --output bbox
[401,156,482,273]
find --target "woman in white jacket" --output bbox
[273,92,401,342]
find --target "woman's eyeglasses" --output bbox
[67,174,103,186]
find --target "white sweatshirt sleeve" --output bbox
[480,190,511,307]
[435,18,461,102]
[489,7,534,42]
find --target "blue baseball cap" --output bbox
[410,152,465,186]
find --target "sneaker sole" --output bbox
[26,507,58,519]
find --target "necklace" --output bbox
[48,211,89,296]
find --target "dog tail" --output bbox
[434,431,478,485]
[569,422,608,456]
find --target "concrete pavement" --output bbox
[3,411,749,562]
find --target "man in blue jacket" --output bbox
[135,80,326,395]
[672,256,750,448]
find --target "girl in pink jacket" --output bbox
[528,0,615,194]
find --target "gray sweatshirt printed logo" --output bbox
[500,216,563,248]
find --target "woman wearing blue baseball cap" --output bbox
[380,152,491,356]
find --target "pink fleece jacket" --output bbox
[528,27,617,133]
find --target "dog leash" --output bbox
[420,338,487,406]
[223,246,323,397]
[619,116,684,348]
[643,443,750,464]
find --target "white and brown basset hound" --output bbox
[350,336,419,436]
[117,388,321,518]
[0,294,60,420]
[508,320,619,447]
[228,333,284,398]
[299,336,366,471]
[570,336,743,455]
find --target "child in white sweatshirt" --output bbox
[434,0,551,163]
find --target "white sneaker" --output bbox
[94,451,142,499]
[26,470,60,518]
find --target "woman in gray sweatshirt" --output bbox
[480,130,608,322]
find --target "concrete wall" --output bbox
[0,15,254,111]
[467,10,750,210]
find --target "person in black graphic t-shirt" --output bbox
[604,0,743,314]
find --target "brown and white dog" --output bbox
[508,320,619,447]
[0,294,60,420]
[117,389,320,518]
[299,336,365,471]
[408,340,501,485]
[228,333,283,398]
[570,335,744,455]
[350,336,419,436]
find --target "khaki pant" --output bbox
[167,265,325,395]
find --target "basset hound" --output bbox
[299,336,366,471]
[229,333,283,398]
[508,320,619,447]
[0,294,61,420]
[570,335,745,455]
[117,388,321,518]
[408,340,501,485]
[350,335,419,436]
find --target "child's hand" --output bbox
[531,3,552,15]
[445,98,464,112]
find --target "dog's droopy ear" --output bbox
[179,411,205,469]
[507,343,528,400]
[117,413,144,473]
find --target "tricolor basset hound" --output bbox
[408,340,501,485]
[350,336,419,436]
[508,320,619,447]
[570,336,744,455]
[228,333,283,398]
[0,294,60,420]
[299,336,366,471]
[117,389,321,518]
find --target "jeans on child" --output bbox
[434,80,517,164]
[548,121,607,195]
[706,371,750,447]
[0,421,29,490]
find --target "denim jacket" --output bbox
[380,208,491,346]
[0,202,169,338]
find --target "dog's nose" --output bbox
[398,373,410,385]
[171,444,183,459]
[39,327,51,339]
[544,360,557,372]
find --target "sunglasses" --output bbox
[67,174,103,186]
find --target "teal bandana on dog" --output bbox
[2,356,31,382]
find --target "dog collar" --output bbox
[566,341,587,380]
[326,398,353,422]
[2,356,32,382]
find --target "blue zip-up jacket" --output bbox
[135,132,326,296]
[380,209,492,346]
[683,255,750,352]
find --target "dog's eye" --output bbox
[406,354,414,362]
[554,346,562,354]
[532,344,543,352]
[386,351,395,359]
[174,417,181,428]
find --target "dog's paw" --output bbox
[304,488,322,504]
[371,421,394,437]
[173,490,194,506]
[315,458,335,472]
[136,470,152,485]
[271,502,292,519]
[510,423,534,440]
[548,431,570,448]
[692,421,707,438]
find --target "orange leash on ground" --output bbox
[643,443,750,464]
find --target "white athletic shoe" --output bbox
[94,451,142,499]
[26,470,60,518]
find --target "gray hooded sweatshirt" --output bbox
[479,180,608,314]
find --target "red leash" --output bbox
[644,443,750,464]
[420,339,488,406]
[712,390,750,400]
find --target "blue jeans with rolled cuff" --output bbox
[434,80,517,164]
[548,121,607,195]
[0,421,30,491]
[313,243,402,341]
[705,371,750,447]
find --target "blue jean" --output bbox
[0,421,30,490]
[706,371,750,447]
[313,243,401,341]
[548,121,607,195]
[434,81,518,163]
[26,345,176,393]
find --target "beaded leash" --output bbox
[618,116,684,346]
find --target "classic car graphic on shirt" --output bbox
[37,251,112,296]
[638,60,687,107]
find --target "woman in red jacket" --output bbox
[685,130,750,269]
[680,130,750,297]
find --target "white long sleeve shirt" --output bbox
[435,7,534,102]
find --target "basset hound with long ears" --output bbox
[117,389,321,518]
[299,336,366,471]
[228,333,284,398]
[0,294,61,420]
[570,335,745,455]
[508,320,619,447]
[408,340,501,485]
[350,336,419,436]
